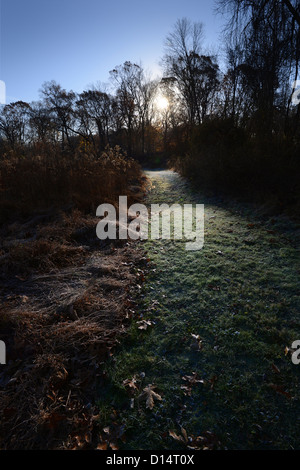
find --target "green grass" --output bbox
[96,170,300,450]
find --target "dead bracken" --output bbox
[0,168,147,450]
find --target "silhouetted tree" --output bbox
[76,89,114,151]
[109,62,142,155]
[0,101,31,150]
[109,61,157,156]
[218,0,300,136]
[29,101,56,143]
[40,81,76,150]
[162,18,220,127]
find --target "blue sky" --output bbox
[0,0,226,104]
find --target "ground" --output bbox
[0,208,145,449]
[97,170,300,450]
[0,170,299,450]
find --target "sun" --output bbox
[155,94,169,111]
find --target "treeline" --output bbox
[1,1,300,213]
[0,68,163,159]
[0,69,154,218]
[168,3,300,210]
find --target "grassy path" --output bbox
[98,170,300,450]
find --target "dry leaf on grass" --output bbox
[136,320,154,330]
[181,372,204,396]
[122,375,139,392]
[138,385,162,409]
[190,334,203,351]
[189,431,221,450]
[99,422,126,450]
[169,428,188,444]
[96,442,108,450]
[169,428,221,450]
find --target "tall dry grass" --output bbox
[0,143,146,449]
[0,144,142,221]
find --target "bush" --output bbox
[0,145,142,221]
[172,118,300,211]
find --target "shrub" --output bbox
[0,145,141,221]
[172,118,300,210]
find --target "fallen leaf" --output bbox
[190,334,203,351]
[96,442,108,450]
[123,375,139,392]
[190,431,221,450]
[181,427,188,443]
[169,428,188,444]
[137,320,154,330]
[109,443,119,450]
[100,422,126,449]
[170,428,221,450]
[181,372,204,396]
[138,385,162,409]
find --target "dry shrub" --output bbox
[172,119,300,212]
[0,145,142,220]
[0,210,98,276]
[0,173,147,449]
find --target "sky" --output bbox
[0,0,227,104]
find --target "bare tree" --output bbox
[0,101,31,150]
[40,81,76,150]
[162,18,220,126]
[110,62,143,155]
[76,89,114,151]
[109,61,156,156]
[29,101,56,143]
[218,0,300,135]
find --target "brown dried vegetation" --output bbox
[0,148,147,449]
